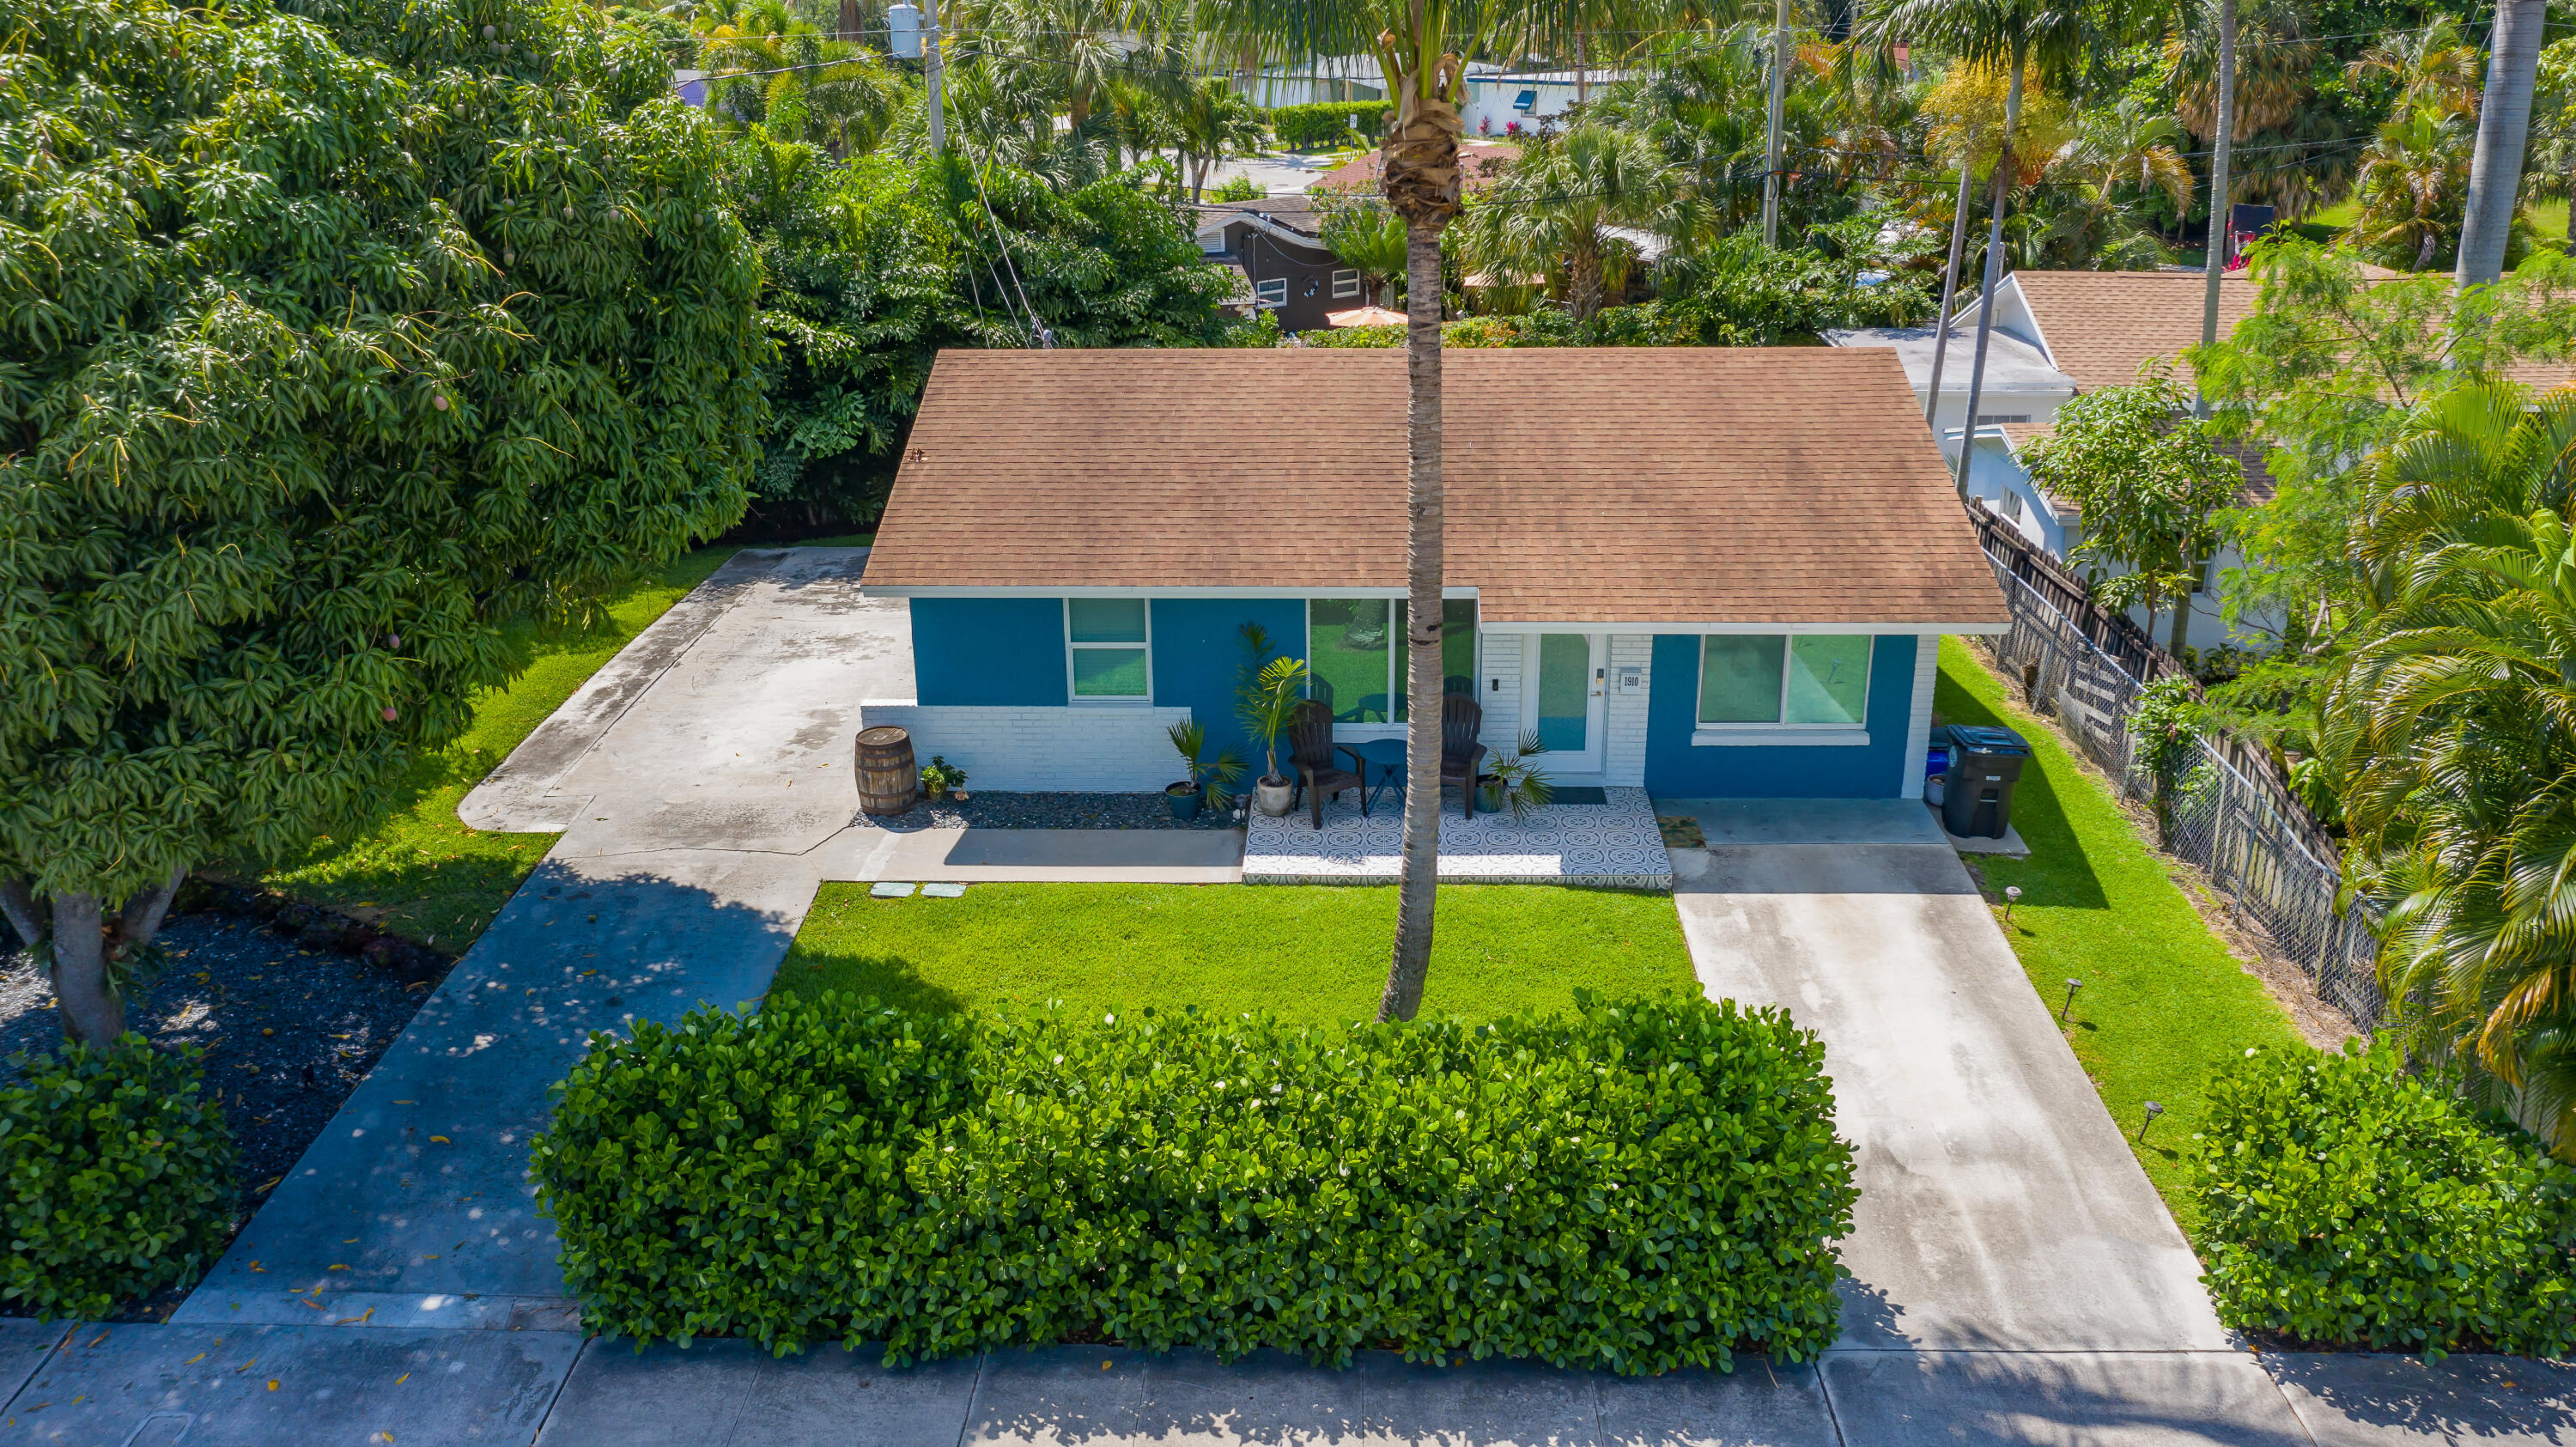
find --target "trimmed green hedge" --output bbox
[532,992,1856,1371]
[2195,1045,2576,1358]
[2,1037,237,1321]
[1267,101,1386,149]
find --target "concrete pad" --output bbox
[175,848,817,1321]
[0,1321,579,1446]
[1595,1362,1841,1446]
[2263,1352,2576,1445]
[1656,798,1949,847]
[1927,802,2032,857]
[855,826,1245,883]
[0,1322,65,1408]
[1820,1351,2311,1445]
[459,547,906,840]
[533,1339,982,1446]
[1678,844,2226,1353]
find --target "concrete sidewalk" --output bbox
[14,1328,2575,1445]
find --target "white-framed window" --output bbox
[2002,489,2024,520]
[1696,635,1872,729]
[1975,413,2032,425]
[1254,277,1287,307]
[1304,598,1477,733]
[1331,268,1362,299]
[1066,598,1151,702]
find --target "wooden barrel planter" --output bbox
[854,727,920,816]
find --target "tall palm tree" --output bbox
[2458,0,2549,287]
[1163,76,1269,200]
[1461,124,1691,317]
[1323,198,1412,305]
[1856,0,2093,494]
[2328,383,2576,1151]
[1197,0,1672,1022]
[2342,15,2483,121]
[2350,108,2476,271]
[2018,97,2189,268]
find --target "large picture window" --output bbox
[1306,598,1476,726]
[1066,598,1151,701]
[1697,635,1870,727]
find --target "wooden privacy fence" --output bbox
[1967,503,2387,1036]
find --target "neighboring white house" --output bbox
[1222,58,1621,135]
[1829,270,2275,657]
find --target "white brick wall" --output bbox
[1475,633,1522,751]
[1604,635,1653,787]
[858,703,1194,791]
[1902,635,1940,800]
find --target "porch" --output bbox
[1242,785,1673,890]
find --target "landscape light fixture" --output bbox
[2138,1100,2165,1142]
[2003,885,2022,923]
[2059,977,2081,1023]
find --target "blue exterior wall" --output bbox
[911,598,1068,707]
[1149,599,1309,764]
[1643,634,1918,798]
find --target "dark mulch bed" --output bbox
[1,907,450,1320]
[854,789,1247,831]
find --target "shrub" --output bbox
[533,992,1856,1371]
[1,1037,237,1320]
[2193,1044,2576,1358]
[1267,101,1387,149]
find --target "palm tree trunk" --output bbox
[2195,0,2235,418]
[2458,0,2546,287]
[1922,131,1979,430]
[1568,240,1604,319]
[1950,55,2022,502]
[1378,216,1447,1025]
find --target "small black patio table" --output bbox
[1346,738,1409,817]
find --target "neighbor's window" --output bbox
[1255,277,1287,307]
[1306,598,1476,725]
[1067,598,1151,700]
[1697,635,1871,727]
[1332,268,1362,299]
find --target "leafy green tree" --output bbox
[0,0,764,1042]
[736,144,1245,528]
[2322,385,2576,1151]
[2020,377,2243,654]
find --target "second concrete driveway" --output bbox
[1675,836,2227,1353]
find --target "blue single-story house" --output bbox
[858,348,2010,801]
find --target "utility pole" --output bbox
[2194,0,2234,419]
[2458,0,2546,288]
[1760,0,1790,246]
[924,0,946,155]
[1922,131,1978,430]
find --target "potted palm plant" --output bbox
[1479,733,1554,819]
[1164,720,1246,821]
[1236,654,1309,817]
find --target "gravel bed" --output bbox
[1,909,442,1316]
[853,789,1248,830]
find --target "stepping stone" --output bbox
[920,882,968,898]
[871,881,916,898]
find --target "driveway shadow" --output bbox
[2263,1353,2576,1444]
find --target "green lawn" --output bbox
[1937,638,2308,1243]
[252,547,738,952]
[776,882,1700,1027]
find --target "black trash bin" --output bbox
[1941,725,2030,839]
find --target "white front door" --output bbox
[1522,633,1607,777]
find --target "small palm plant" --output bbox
[1166,720,1248,809]
[1236,654,1310,787]
[1481,732,1555,821]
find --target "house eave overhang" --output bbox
[860,582,2008,632]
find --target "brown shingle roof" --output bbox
[2007,271,2255,393]
[863,349,2009,628]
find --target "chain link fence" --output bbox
[1974,544,2388,1037]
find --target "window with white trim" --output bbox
[1066,599,1151,702]
[1254,277,1287,307]
[1331,268,1362,299]
[1697,635,1872,727]
[1305,598,1476,729]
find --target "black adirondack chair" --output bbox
[1288,699,1364,829]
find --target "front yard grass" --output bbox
[251,547,738,952]
[1937,637,2307,1244]
[776,882,1699,1027]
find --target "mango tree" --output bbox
[0,0,764,1043]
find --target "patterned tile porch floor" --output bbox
[1243,786,1672,890]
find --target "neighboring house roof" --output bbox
[863,349,2009,629]
[1984,271,2256,393]
[1314,143,1518,194]
[1824,325,2078,399]
[1194,196,1332,250]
